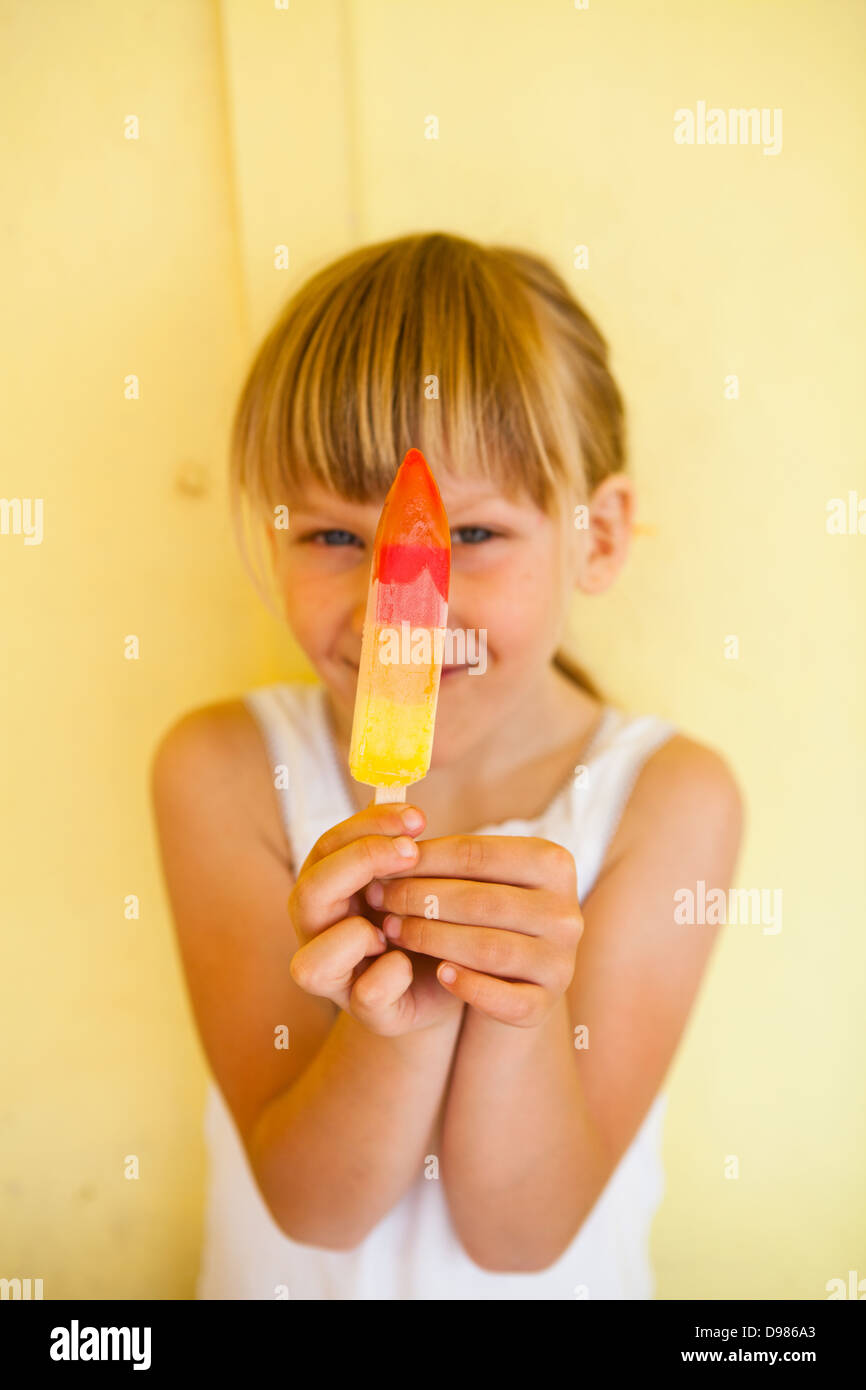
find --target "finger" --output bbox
[373,834,577,895]
[369,876,570,939]
[290,831,421,939]
[435,961,549,1027]
[299,802,426,873]
[349,949,415,1033]
[289,915,387,1005]
[382,915,565,987]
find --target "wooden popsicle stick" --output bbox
[373,785,408,805]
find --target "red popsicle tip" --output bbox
[373,449,451,600]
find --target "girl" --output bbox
[151,231,742,1300]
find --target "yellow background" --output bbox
[2,0,863,1299]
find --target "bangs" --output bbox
[231,233,583,525]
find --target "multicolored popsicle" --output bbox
[349,448,451,803]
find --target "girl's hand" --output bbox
[364,835,583,1027]
[288,803,465,1036]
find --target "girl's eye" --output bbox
[452,526,497,545]
[301,525,498,547]
[307,528,363,547]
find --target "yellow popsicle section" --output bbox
[350,632,447,787]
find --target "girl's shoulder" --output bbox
[628,726,742,811]
[153,693,258,742]
[151,681,316,784]
[597,721,744,878]
[150,693,289,865]
[152,694,269,780]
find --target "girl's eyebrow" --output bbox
[287,498,383,519]
[446,495,532,521]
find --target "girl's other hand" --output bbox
[288,803,465,1035]
[364,835,583,1028]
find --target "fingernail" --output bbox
[438,963,457,984]
[383,914,402,938]
[366,880,384,906]
[393,835,417,858]
[401,808,424,832]
[376,927,386,945]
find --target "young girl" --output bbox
[151,231,742,1300]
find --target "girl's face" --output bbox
[269,470,619,766]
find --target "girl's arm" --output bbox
[373,736,743,1271]
[250,1006,462,1249]
[441,995,608,1273]
[150,702,461,1251]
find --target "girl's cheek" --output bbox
[456,571,538,640]
[285,563,345,606]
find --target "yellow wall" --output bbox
[1,0,862,1299]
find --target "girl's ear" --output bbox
[575,473,635,595]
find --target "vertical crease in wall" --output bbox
[214,0,252,348]
[338,0,362,244]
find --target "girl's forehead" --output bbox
[287,472,537,516]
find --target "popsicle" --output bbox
[349,448,451,803]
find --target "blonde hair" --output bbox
[229,232,627,698]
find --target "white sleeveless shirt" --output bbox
[195,681,677,1300]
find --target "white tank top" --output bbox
[195,681,677,1300]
